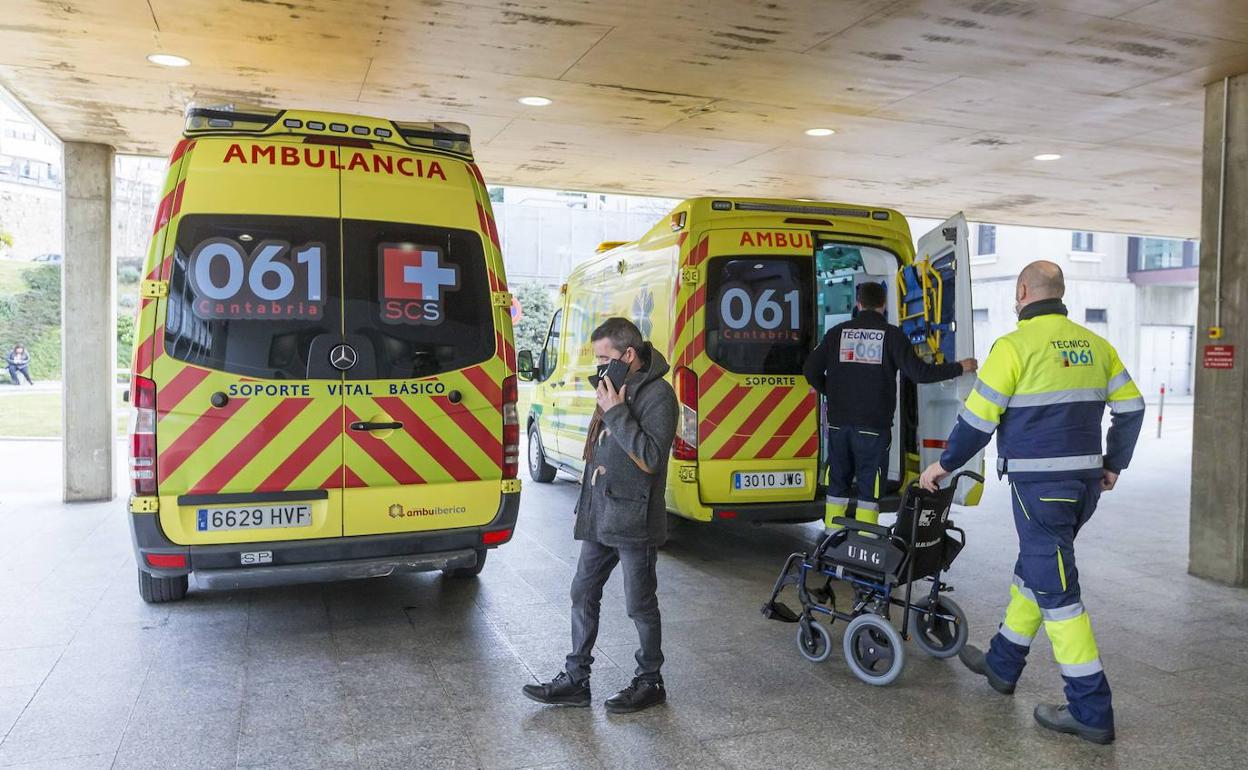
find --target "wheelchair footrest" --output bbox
[761,601,801,623]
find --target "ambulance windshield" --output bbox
[705,255,813,374]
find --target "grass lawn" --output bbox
[0,259,33,295]
[0,390,129,438]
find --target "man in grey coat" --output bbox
[523,317,678,713]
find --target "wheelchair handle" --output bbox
[952,470,985,485]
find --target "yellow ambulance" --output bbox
[519,198,983,524]
[127,105,520,602]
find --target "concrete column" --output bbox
[61,142,115,503]
[1191,74,1248,585]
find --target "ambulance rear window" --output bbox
[705,256,813,374]
[164,214,341,379]
[341,219,494,380]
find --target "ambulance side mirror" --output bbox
[517,350,537,382]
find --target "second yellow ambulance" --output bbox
[521,198,984,524]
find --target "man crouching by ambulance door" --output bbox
[522,317,678,713]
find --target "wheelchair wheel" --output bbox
[796,619,833,663]
[908,596,969,659]
[843,614,905,686]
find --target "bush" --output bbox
[116,313,135,367]
[513,282,557,355]
[0,264,61,378]
[118,266,142,285]
[27,325,60,380]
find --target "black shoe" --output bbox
[604,677,666,714]
[1034,703,1115,745]
[521,672,591,707]
[959,645,1016,695]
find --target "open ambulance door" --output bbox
[907,213,985,506]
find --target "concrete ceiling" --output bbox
[4,1,1246,237]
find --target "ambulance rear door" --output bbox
[153,136,346,545]
[911,213,984,504]
[338,149,503,536]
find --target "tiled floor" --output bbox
[2,405,1246,769]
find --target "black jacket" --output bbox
[803,310,963,431]
[574,343,677,548]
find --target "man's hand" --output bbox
[919,461,950,492]
[1101,469,1119,492]
[596,377,626,413]
[959,358,978,374]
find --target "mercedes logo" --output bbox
[329,344,358,371]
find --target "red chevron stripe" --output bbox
[712,387,790,460]
[157,366,212,414]
[432,397,502,470]
[151,190,173,234]
[375,397,480,481]
[157,397,249,483]
[345,408,426,485]
[757,393,816,459]
[169,138,196,165]
[262,408,344,491]
[699,384,749,444]
[698,364,724,398]
[344,465,366,488]
[796,434,819,458]
[468,163,486,187]
[188,398,313,494]
[462,365,501,408]
[133,333,153,375]
[171,178,186,219]
[320,465,342,489]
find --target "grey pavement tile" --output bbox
[0,696,134,767]
[0,755,117,770]
[239,676,349,736]
[0,683,39,738]
[111,706,241,770]
[335,651,443,697]
[0,647,62,689]
[235,722,357,768]
[354,733,480,770]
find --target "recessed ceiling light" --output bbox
[518,96,552,107]
[1033,153,1062,161]
[805,128,836,137]
[147,53,190,67]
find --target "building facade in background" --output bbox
[915,218,1198,401]
[0,89,62,260]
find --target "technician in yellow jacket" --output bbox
[920,261,1144,745]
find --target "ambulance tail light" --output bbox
[673,367,698,461]
[129,376,158,496]
[502,375,520,478]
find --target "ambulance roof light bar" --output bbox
[183,103,473,159]
[733,201,873,218]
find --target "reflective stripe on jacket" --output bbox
[940,305,1144,480]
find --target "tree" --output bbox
[512,282,557,355]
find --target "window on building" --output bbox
[1072,232,1095,252]
[1085,308,1108,324]
[1140,238,1185,270]
[976,224,996,256]
[972,308,989,322]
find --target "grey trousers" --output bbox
[565,539,663,684]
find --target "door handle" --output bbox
[350,421,403,432]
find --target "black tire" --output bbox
[137,568,188,603]
[908,596,969,659]
[796,619,834,663]
[528,425,557,483]
[843,613,905,686]
[445,548,488,578]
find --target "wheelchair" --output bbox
[760,471,982,686]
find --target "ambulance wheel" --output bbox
[796,619,833,663]
[445,548,487,578]
[528,426,557,483]
[137,568,188,604]
[843,614,905,686]
[908,596,968,659]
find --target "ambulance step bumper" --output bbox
[193,549,479,590]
